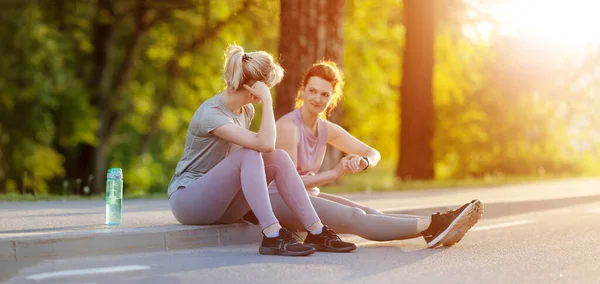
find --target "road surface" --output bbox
[5,201,600,284]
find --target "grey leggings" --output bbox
[270,192,422,241]
[169,148,321,230]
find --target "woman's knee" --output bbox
[272,148,288,157]
[235,148,263,164]
[337,207,367,227]
[326,207,367,233]
[350,207,367,218]
[268,148,293,164]
[364,207,383,215]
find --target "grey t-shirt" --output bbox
[167,95,254,197]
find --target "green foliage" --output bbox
[342,0,403,167]
[109,0,282,194]
[1,0,598,196]
[342,0,599,179]
[0,3,94,193]
[432,31,598,179]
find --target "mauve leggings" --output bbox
[270,192,422,241]
[169,148,321,230]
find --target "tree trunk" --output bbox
[277,0,345,172]
[91,6,150,194]
[137,61,178,156]
[396,0,436,180]
[81,0,151,194]
[76,0,115,194]
[0,147,5,194]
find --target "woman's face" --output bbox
[301,76,334,114]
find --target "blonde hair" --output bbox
[222,44,284,90]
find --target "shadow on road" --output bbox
[342,244,445,280]
[124,244,444,283]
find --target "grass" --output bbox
[0,169,591,202]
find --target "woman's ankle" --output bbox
[417,218,432,234]
[307,221,324,235]
[263,223,283,238]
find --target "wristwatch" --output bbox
[361,156,370,169]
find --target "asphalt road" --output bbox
[5,201,600,284]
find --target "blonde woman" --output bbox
[168,46,356,256]
[265,61,483,248]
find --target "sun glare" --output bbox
[466,0,600,45]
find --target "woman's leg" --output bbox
[317,192,386,215]
[270,193,423,241]
[262,149,357,252]
[318,192,426,220]
[261,149,321,229]
[169,148,279,230]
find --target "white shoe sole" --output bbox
[426,201,479,248]
[442,200,484,247]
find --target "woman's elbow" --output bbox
[369,148,382,164]
[258,143,276,153]
[252,136,275,152]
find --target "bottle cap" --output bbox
[107,168,123,179]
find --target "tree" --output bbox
[76,0,255,194]
[276,0,345,119]
[276,0,345,171]
[135,0,254,158]
[0,1,88,194]
[397,0,436,180]
[0,0,269,195]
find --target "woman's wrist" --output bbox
[260,94,273,104]
[333,168,345,179]
[362,156,370,170]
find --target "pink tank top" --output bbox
[268,108,328,195]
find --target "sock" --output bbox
[418,217,433,234]
[263,223,282,238]
[308,223,324,235]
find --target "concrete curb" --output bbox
[3,194,600,263]
[1,223,261,263]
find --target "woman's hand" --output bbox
[334,155,353,178]
[248,92,261,104]
[243,81,272,103]
[344,154,369,174]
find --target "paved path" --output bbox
[5,200,600,283]
[1,178,599,282]
[3,178,599,239]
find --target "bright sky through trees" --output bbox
[464,0,600,45]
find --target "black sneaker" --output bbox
[259,227,316,256]
[421,200,480,248]
[442,199,484,247]
[304,225,357,253]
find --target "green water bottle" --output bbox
[105,168,123,225]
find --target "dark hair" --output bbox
[295,61,345,118]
